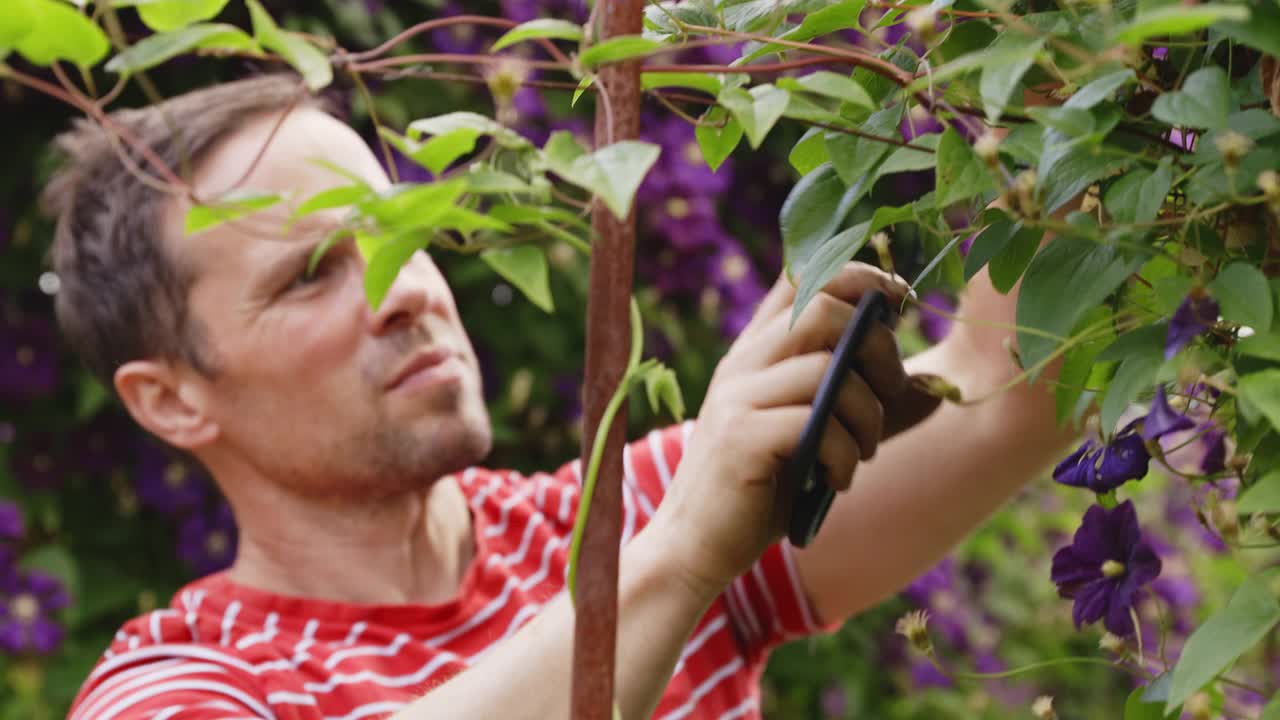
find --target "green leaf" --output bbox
[1064,69,1136,110]
[572,74,594,106]
[722,0,780,31]
[1239,369,1280,432]
[935,127,994,207]
[1167,577,1280,713]
[1152,66,1231,130]
[1113,4,1250,45]
[462,169,532,195]
[578,35,661,69]
[1097,326,1166,431]
[781,163,863,273]
[1238,470,1280,513]
[436,206,513,234]
[379,127,480,176]
[292,184,369,220]
[490,18,582,51]
[987,224,1042,294]
[105,23,256,74]
[1056,306,1115,424]
[1125,687,1165,720]
[781,71,873,109]
[642,72,722,96]
[365,234,428,310]
[791,220,874,324]
[1218,0,1280,56]
[1262,694,1280,720]
[695,106,743,172]
[788,127,829,175]
[544,133,661,220]
[963,215,1017,281]
[718,84,790,149]
[1017,236,1141,372]
[980,33,1047,123]
[136,0,228,31]
[359,180,467,231]
[876,133,940,176]
[590,141,661,220]
[825,104,903,187]
[1211,263,1273,334]
[640,362,685,422]
[184,191,281,235]
[246,0,331,90]
[1105,156,1172,225]
[1238,333,1280,362]
[408,112,531,149]
[739,0,865,63]
[1027,106,1097,138]
[1039,141,1132,215]
[20,545,79,603]
[0,0,38,48]
[14,0,110,67]
[481,246,553,313]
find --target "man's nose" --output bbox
[369,260,431,336]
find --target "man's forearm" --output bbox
[797,265,1079,622]
[391,525,716,720]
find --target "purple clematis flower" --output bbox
[429,2,487,55]
[0,570,70,655]
[1198,424,1228,474]
[918,291,955,344]
[0,502,23,542]
[1166,289,1218,359]
[11,432,64,490]
[1142,385,1194,440]
[135,445,212,516]
[0,312,59,402]
[178,503,238,577]
[1055,420,1152,494]
[1051,501,1163,636]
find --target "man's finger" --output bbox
[852,321,908,403]
[750,263,908,330]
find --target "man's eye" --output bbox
[287,260,329,292]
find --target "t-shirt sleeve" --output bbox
[69,648,271,720]
[547,421,839,656]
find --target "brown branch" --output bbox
[347,53,569,74]
[340,14,572,67]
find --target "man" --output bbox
[46,73,1073,719]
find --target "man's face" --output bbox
[169,108,492,501]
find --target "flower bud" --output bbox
[1032,695,1058,720]
[1099,632,1127,655]
[1227,452,1250,474]
[974,131,1002,168]
[905,7,938,41]
[1185,691,1211,720]
[895,609,933,655]
[485,58,530,125]
[871,231,894,272]
[1260,169,1280,212]
[1212,499,1240,543]
[1010,170,1039,218]
[1214,131,1253,169]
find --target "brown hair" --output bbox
[40,73,325,389]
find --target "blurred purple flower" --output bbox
[0,502,23,542]
[710,246,767,337]
[0,570,69,655]
[638,114,733,203]
[1166,290,1218,358]
[429,3,487,54]
[1051,501,1162,636]
[0,311,58,402]
[1198,424,1227,474]
[1168,128,1197,151]
[909,657,953,689]
[11,433,63,490]
[905,556,954,606]
[178,502,238,576]
[552,374,582,423]
[135,446,212,515]
[1142,385,1194,440]
[918,291,955,344]
[1054,421,1150,494]
[1152,46,1169,61]
[900,105,944,142]
[68,412,136,476]
[502,0,589,23]
[821,684,847,718]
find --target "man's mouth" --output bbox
[385,347,460,393]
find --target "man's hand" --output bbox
[646,262,944,597]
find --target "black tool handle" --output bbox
[783,288,891,548]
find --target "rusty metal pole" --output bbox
[572,0,645,718]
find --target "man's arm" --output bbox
[796,262,1080,624]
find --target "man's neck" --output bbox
[222,476,475,606]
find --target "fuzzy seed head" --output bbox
[895,609,933,654]
[1214,131,1253,167]
[1099,632,1127,655]
[1031,695,1057,720]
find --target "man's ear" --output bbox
[114,360,220,450]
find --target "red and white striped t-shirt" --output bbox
[69,422,832,720]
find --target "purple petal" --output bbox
[1053,441,1099,489]
[1141,385,1195,441]
[1072,581,1112,628]
[0,501,23,541]
[1095,434,1151,491]
[0,621,23,654]
[1051,546,1101,590]
[1103,589,1137,636]
[1127,540,1163,586]
[28,616,64,654]
[1199,424,1228,474]
[1166,292,1218,359]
